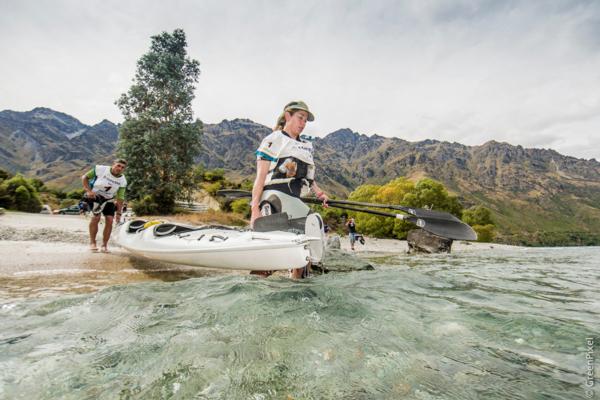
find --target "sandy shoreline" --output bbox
[0,212,241,299]
[0,211,519,299]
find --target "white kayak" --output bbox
[116,216,325,271]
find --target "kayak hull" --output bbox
[116,221,313,271]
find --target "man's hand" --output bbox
[85,190,96,199]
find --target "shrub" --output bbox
[462,205,494,226]
[230,198,250,217]
[204,181,223,196]
[14,185,31,204]
[462,205,496,242]
[240,179,254,191]
[66,189,85,199]
[203,168,225,182]
[473,224,495,242]
[0,185,11,208]
[0,174,42,212]
[133,195,160,215]
[29,178,47,192]
[0,168,12,182]
[347,177,464,239]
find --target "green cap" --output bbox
[284,100,314,121]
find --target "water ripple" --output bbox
[0,246,598,399]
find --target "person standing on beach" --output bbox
[250,100,329,278]
[346,217,357,250]
[81,159,127,252]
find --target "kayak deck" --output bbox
[117,220,314,271]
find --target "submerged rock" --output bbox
[407,229,453,254]
[313,248,375,274]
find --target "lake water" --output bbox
[1,246,598,399]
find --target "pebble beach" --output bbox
[0,211,518,299]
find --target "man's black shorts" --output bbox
[84,197,116,216]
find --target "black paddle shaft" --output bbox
[302,199,477,241]
[217,189,458,222]
[216,189,477,240]
[316,198,461,222]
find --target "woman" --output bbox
[250,100,329,278]
[346,217,357,250]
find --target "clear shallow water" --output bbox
[1,247,599,399]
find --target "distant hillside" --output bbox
[0,108,118,187]
[1,108,599,244]
[314,129,600,244]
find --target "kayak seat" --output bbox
[253,212,309,233]
[154,223,196,237]
[128,220,148,233]
[153,223,245,237]
[253,213,290,232]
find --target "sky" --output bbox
[1,0,599,160]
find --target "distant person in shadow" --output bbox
[82,159,127,253]
[250,101,329,278]
[346,217,357,250]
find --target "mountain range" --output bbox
[1,107,599,244]
[0,108,118,187]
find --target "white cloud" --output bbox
[1,0,599,159]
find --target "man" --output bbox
[82,159,127,252]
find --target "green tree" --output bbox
[349,182,398,238]
[474,224,495,242]
[411,179,463,217]
[230,198,250,217]
[347,177,464,239]
[29,178,46,192]
[462,205,496,242]
[0,168,12,182]
[0,169,16,207]
[66,188,85,199]
[133,195,160,216]
[0,174,42,212]
[116,29,203,214]
[204,181,223,196]
[462,205,494,226]
[203,168,225,182]
[0,185,10,207]
[192,164,206,184]
[240,179,254,191]
[14,185,30,205]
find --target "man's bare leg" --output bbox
[89,214,101,251]
[101,216,114,252]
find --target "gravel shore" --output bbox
[0,212,237,299]
[0,211,519,299]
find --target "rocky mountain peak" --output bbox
[95,119,115,127]
[325,128,359,142]
[217,118,267,132]
[28,107,87,133]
